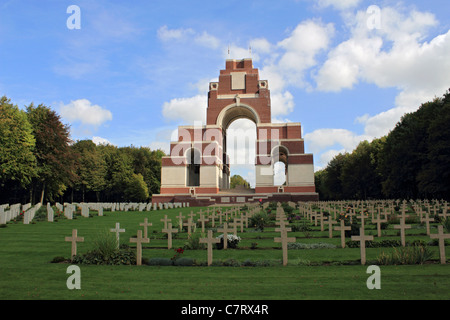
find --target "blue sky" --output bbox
[1,0,449,186]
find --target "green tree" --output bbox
[323,153,349,200]
[99,145,135,202]
[72,140,107,202]
[341,140,383,199]
[26,103,76,203]
[230,174,250,189]
[125,173,149,202]
[0,97,37,202]
[416,92,450,198]
[122,146,165,196]
[378,99,436,199]
[314,169,329,200]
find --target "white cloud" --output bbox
[92,136,113,146]
[157,25,194,41]
[162,94,207,124]
[276,19,334,88]
[259,64,286,93]
[157,25,220,50]
[304,129,372,169]
[225,44,254,60]
[194,31,220,49]
[304,128,371,155]
[316,148,346,171]
[316,0,361,11]
[356,105,416,139]
[316,6,444,96]
[314,37,383,92]
[60,99,112,127]
[270,91,295,117]
[148,141,170,154]
[311,5,450,165]
[250,38,273,54]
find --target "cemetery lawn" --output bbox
[1,208,449,300]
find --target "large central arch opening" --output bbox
[218,104,259,192]
[226,118,256,190]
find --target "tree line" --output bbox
[230,175,251,189]
[315,90,450,201]
[0,96,165,205]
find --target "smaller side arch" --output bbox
[185,148,201,187]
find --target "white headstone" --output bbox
[47,203,54,222]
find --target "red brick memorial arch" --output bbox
[152,58,319,206]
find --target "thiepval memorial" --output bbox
[152,58,319,206]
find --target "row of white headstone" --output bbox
[1,201,190,225]
[0,203,42,225]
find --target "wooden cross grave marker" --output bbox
[199,230,220,266]
[394,217,411,247]
[228,220,239,236]
[217,222,235,250]
[276,202,285,218]
[65,229,84,260]
[197,214,209,233]
[310,211,318,226]
[274,225,296,266]
[162,222,178,249]
[183,217,195,236]
[242,212,249,228]
[139,218,152,239]
[335,219,351,248]
[234,217,244,233]
[188,211,196,221]
[110,222,125,249]
[430,225,450,264]
[326,216,337,238]
[160,215,171,230]
[372,213,387,237]
[421,210,434,236]
[129,230,149,266]
[347,209,356,224]
[210,210,216,227]
[217,211,224,225]
[275,218,289,230]
[438,207,450,221]
[351,227,374,265]
[357,212,369,229]
[176,212,185,232]
[399,204,410,222]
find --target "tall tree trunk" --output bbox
[29,184,33,205]
[40,182,45,204]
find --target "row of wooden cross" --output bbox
[64,200,450,266]
[64,204,261,266]
[299,200,450,264]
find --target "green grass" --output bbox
[0,207,449,300]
